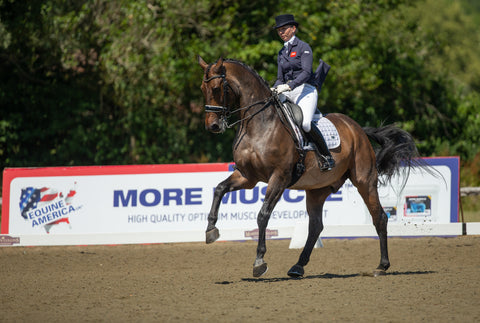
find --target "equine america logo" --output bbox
[19,184,82,233]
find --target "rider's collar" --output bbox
[284,36,296,47]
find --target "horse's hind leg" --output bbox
[288,188,331,277]
[354,176,390,276]
[206,169,256,243]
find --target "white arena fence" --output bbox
[460,187,480,196]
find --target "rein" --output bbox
[225,97,273,128]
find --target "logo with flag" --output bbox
[19,184,80,233]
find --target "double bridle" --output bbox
[203,71,273,129]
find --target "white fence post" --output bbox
[460,187,480,196]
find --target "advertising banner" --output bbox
[1,157,460,246]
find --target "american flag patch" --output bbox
[19,187,59,219]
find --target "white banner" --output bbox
[1,158,460,246]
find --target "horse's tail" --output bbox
[363,124,424,186]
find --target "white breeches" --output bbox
[283,83,318,132]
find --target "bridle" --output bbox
[203,69,273,129]
[203,73,230,114]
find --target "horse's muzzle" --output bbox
[206,123,222,133]
[205,115,226,133]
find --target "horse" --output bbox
[198,56,421,278]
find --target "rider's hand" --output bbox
[275,84,291,93]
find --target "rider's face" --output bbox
[276,25,296,42]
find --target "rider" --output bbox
[272,14,335,171]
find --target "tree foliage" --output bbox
[1,0,479,183]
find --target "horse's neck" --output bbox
[240,92,277,122]
[235,82,275,121]
[227,63,281,134]
[235,96,282,148]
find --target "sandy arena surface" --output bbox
[1,235,479,322]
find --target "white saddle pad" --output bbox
[288,113,341,150]
[313,115,341,149]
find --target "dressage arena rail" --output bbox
[461,187,480,196]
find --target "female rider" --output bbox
[272,14,335,170]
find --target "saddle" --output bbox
[283,100,304,128]
[279,96,340,151]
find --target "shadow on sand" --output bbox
[215,270,436,285]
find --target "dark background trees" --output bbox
[1,0,479,185]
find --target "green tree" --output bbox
[1,0,479,179]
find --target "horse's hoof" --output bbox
[373,269,387,277]
[287,264,304,277]
[253,263,268,277]
[206,228,220,244]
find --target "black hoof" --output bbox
[253,263,268,277]
[287,264,304,277]
[373,269,387,277]
[206,228,220,244]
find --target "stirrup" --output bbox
[320,155,335,171]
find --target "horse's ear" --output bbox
[198,55,208,71]
[212,57,224,74]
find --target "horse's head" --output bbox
[198,56,231,133]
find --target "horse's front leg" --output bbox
[206,170,255,244]
[253,179,287,277]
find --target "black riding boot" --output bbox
[306,121,335,171]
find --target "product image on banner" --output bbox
[404,195,432,217]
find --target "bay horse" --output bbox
[198,56,421,278]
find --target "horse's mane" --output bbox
[224,58,271,89]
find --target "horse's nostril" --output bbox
[206,122,220,132]
[210,124,220,132]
